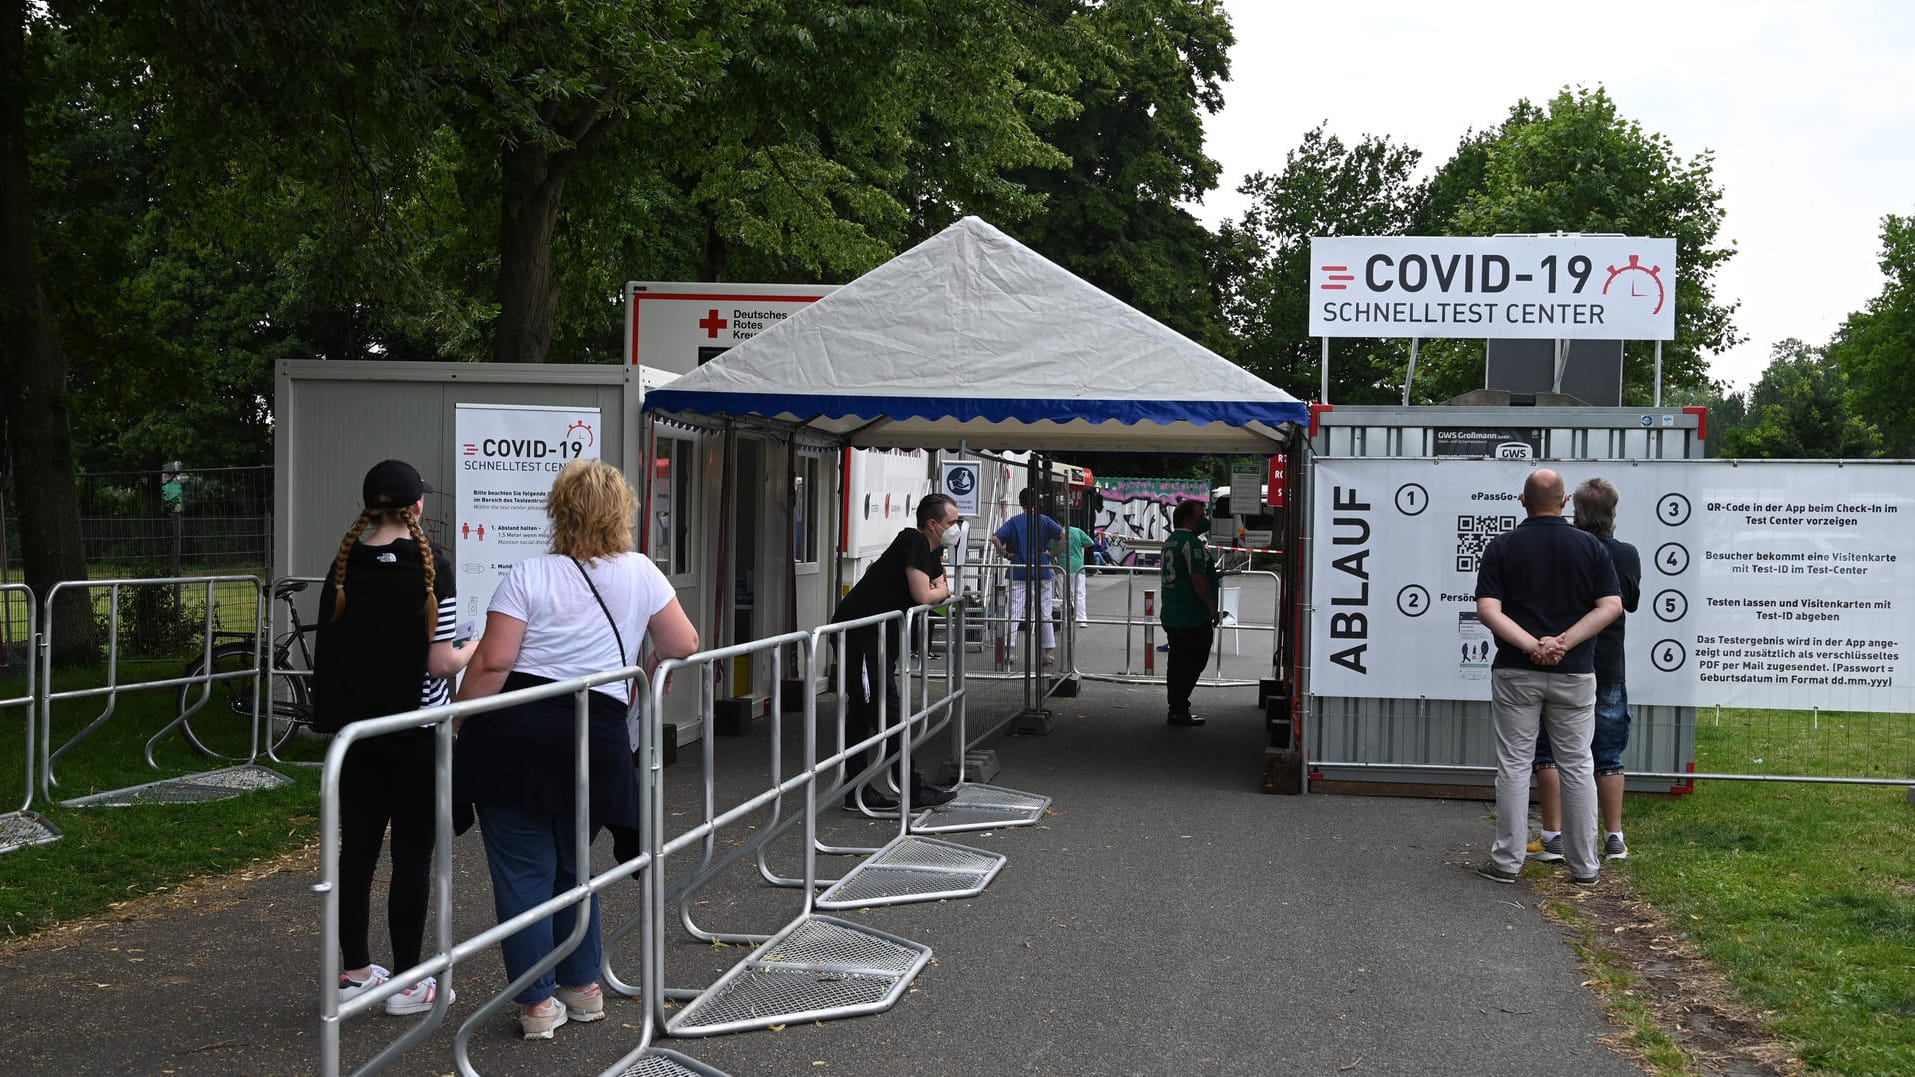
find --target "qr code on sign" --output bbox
[1456,514,1517,573]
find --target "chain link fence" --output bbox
[1,466,273,662]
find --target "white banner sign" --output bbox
[1308,236,1677,341]
[1308,458,1913,713]
[454,403,602,639]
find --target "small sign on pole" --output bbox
[941,460,982,517]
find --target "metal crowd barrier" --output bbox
[0,585,58,854]
[316,601,1051,1074]
[42,576,291,807]
[627,623,940,1041]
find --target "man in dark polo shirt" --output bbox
[831,493,963,813]
[1473,469,1622,887]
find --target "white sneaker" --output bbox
[520,997,569,1040]
[338,964,391,1004]
[386,975,453,1015]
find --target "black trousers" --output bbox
[843,625,926,793]
[337,732,436,972]
[1164,624,1215,714]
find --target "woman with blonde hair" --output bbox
[454,458,699,1040]
[313,459,471,1015]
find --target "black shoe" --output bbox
[844,789,899,813]
[1167,710,1207,727]
[911,784,959,808]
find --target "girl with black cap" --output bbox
[314,459,473,1015]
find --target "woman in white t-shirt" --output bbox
[453,459,698,1040]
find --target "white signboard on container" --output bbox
[454,403,602,639]
[1308,236,1677,341]
[625,281,837,374]
[1308,458,1913,713]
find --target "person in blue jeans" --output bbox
[1528,477,1640,863]
[454,460,700,1039]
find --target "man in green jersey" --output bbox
[1160,500,1221,726]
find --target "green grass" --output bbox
[1617,712,1915,1074]
[0,660,324,936]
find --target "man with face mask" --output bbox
[1161,499,1222,726]
[830,493,963,811]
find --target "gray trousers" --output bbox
[1490,668,1598,878]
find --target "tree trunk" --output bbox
[492,140,567,364]
[0,7,97,666]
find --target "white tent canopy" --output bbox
[641,216,1309,453]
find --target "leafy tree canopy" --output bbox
[1826,210,1915,456]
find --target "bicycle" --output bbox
[176,578,319,760]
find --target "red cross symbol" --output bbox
[697,309,728,338]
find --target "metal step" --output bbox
[908,782,1050,834]
[0,810,62,855]
[816,834,1006,909]
[59,763,291,807]
[607,1047,733,1076]
[665,915,931,1038]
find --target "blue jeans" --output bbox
[476,802,603,1004]
[1534,680,1631,776]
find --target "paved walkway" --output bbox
[2,602,1640,1076]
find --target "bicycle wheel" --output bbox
[178,643,307,760]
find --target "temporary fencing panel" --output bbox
[0,585,58,854]
[42,576,292,807]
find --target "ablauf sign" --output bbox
[1309,236,1677,341]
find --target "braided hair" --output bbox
[327,506,438,639]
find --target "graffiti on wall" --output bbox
[1093,477,1209,566]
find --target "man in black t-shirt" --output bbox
[831,494,963,811]
[1473,469,1622,887]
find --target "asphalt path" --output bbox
[2,578,1640,1076]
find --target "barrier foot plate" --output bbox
[816,834,1005,909]
[0,810,62,855]
[664,915,931,1038]
[908,783,1050,834]
[608,1047,733,1076]
[58,764,291,808]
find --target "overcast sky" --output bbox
[1189,0,1915,393]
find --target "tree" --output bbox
[1,5,95,663]
[1217,124,1427,401]
[1415,88,1739,404]
[1005,0,1236,353]
[1718,338,1879,459]
[1827,211,1915,456]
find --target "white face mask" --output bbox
[939,521,963,548]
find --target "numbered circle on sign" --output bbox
[1396,585,1431,617]
[1656,493,1691,526]
[1395,483,1429,517]
[1651,639,1687,673]
[1654,542,1690,576]
[1653,589,1688,622]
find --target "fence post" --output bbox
[1144,588,1156,676]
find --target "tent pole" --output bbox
[714,423,736,702]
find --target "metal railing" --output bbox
[41,576,272,805]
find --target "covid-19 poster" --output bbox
[453,403,602,639]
